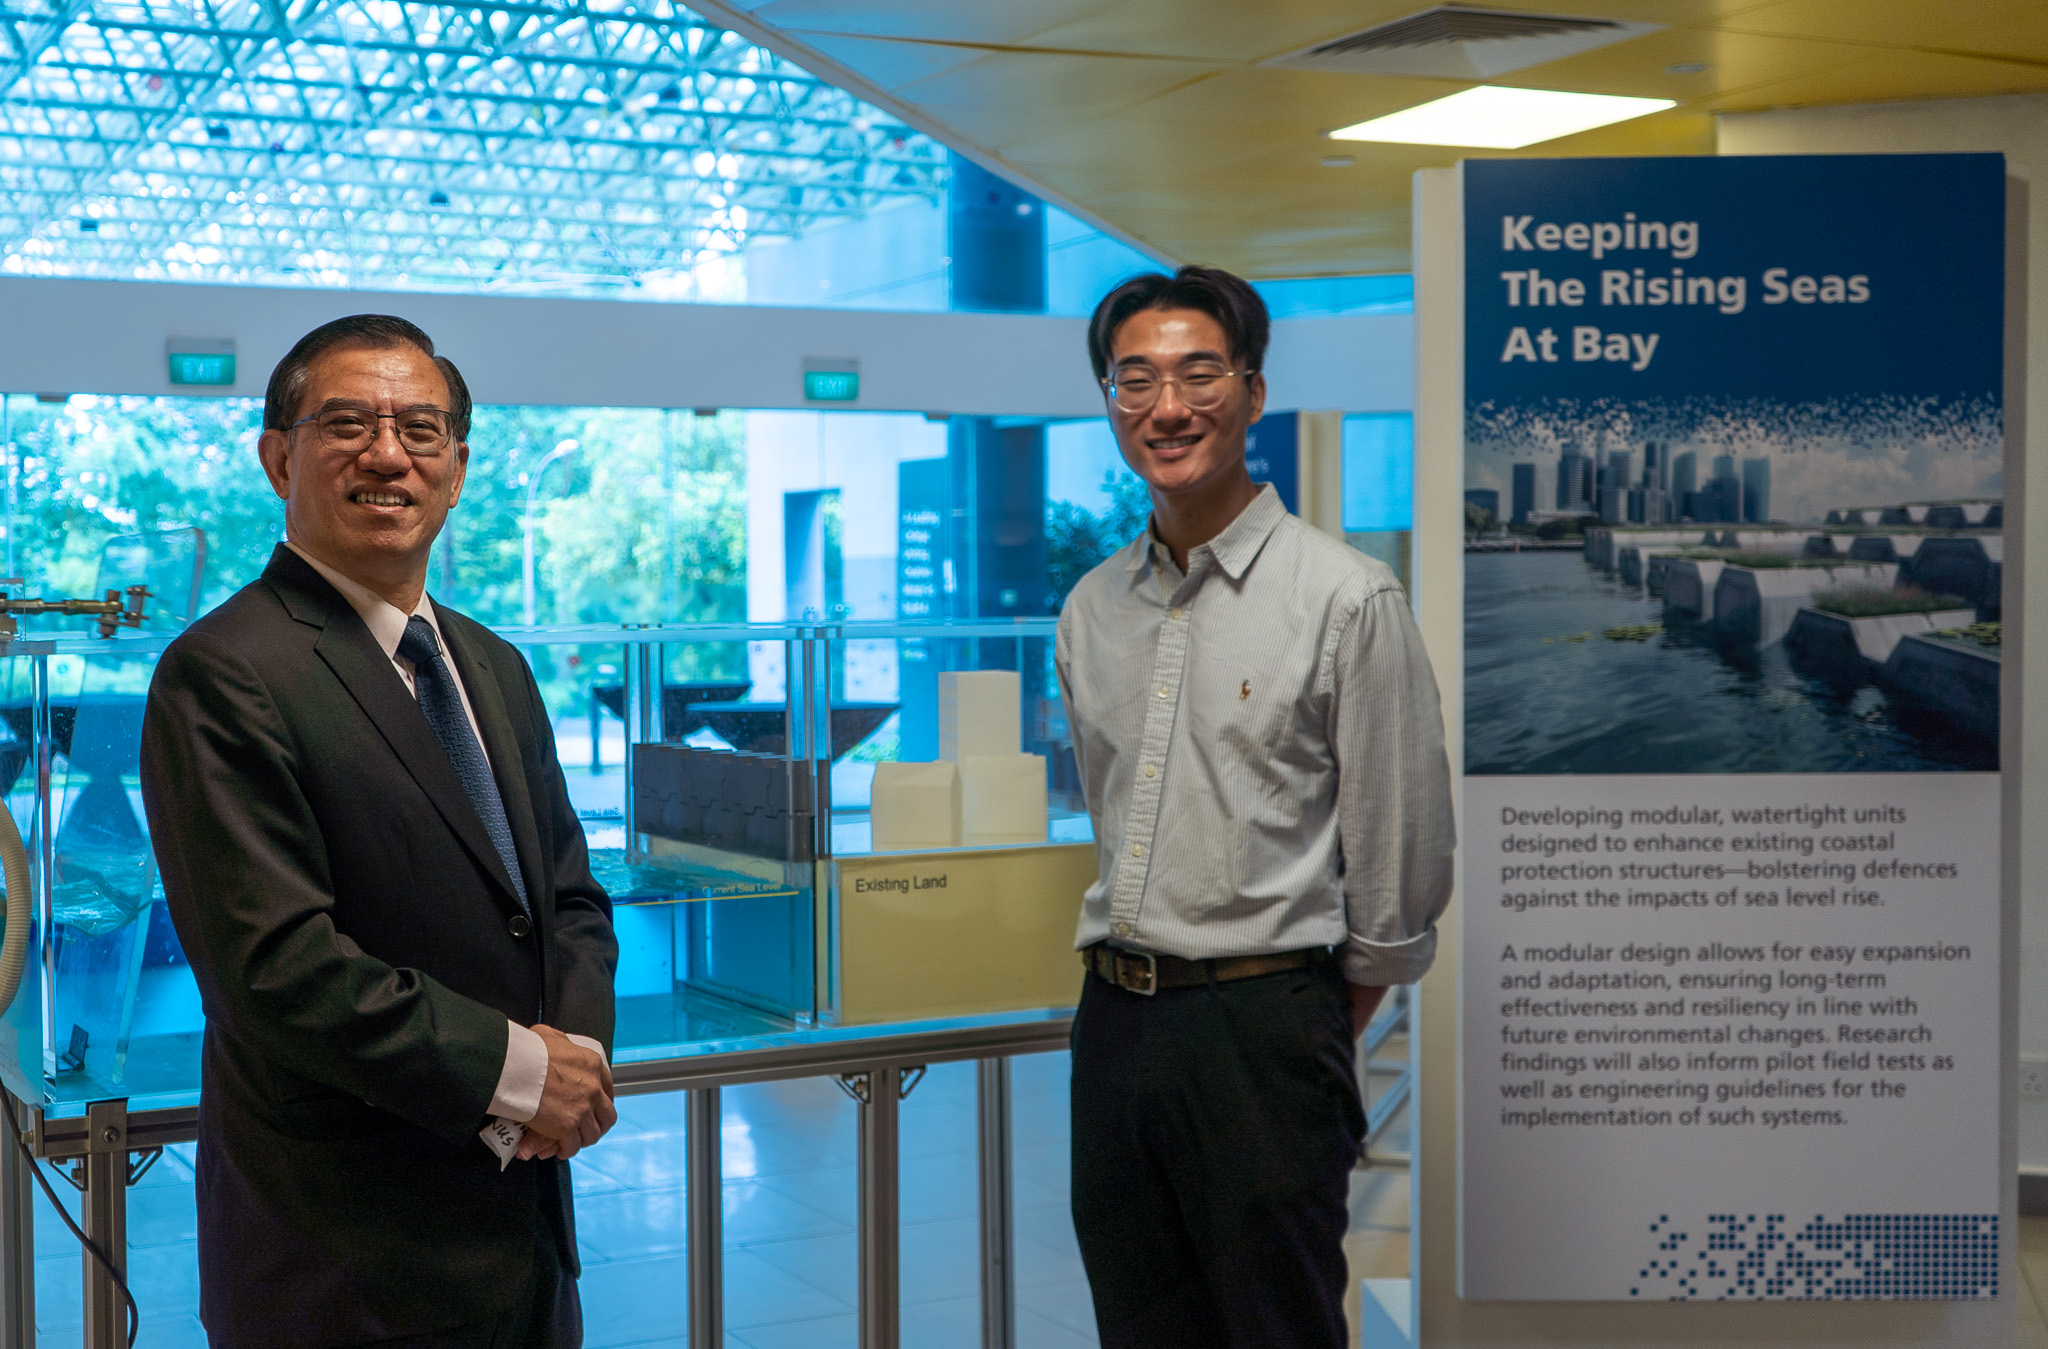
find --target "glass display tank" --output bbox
[0,596,1091,1118]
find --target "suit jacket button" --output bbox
[508,915,532,938]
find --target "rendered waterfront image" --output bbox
[1463,400,2002,775]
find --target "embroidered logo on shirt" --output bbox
[1240,680,1251,701]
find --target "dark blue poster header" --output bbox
[1463,154,2004,402]
[1244,411,1298,514]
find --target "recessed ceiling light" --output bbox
[1321,154,1356,168]
[1328,85,1675,149]
[1667,61,1709,74]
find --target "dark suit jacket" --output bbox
[140,545,618,1348]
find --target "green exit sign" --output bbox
[167,337,236,387]
[169,353,235,386]
[802,359,860,403]
[804,370,858,401]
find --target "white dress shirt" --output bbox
[1054,486,1456,986]
[285,541,599,1137]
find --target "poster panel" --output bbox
[1458,154,2007,1301]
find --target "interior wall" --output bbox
[0,276,1411,418]
[0,276,1100,416]
[1719,94,2048,1175]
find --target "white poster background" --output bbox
[1462,772,2000,1301]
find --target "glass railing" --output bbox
[4,616,1092,1116]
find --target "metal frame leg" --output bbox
[79,1100,128,1349]
[0,1097,33,1349]
[976,1058,1014,1349]
[687,1086,723,1349]
[858,1067,900,1349]
[842,1066,904,1349]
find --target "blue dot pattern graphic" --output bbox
[1630,1213,1998,1300]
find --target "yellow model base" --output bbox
[834,843,1094,1025]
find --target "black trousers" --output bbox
[1069,959,1365,1349]
[352,1208,582,1349]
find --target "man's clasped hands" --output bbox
[518,1024,618,1161]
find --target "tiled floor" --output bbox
[26,1049,1413,1347]
[21,1015,2048,1347]
[44,1130,2048,1346]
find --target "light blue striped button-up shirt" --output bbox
[1054,485,1455,986]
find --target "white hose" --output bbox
[0,805,30,1013]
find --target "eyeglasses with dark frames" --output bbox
[287,404,457,455]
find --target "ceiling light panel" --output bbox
[1329,86,1676,150]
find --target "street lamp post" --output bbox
[521,438,581,627]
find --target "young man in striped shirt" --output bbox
[1057,266,1454,1348]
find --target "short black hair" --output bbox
[263,314,472,441]
[1085,265,1270,383]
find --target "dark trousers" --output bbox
[352,1210,582,1349]
[1070,959,1365,1349]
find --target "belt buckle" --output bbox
[1114,949,1158,996]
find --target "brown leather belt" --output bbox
[1081,942,1325,996]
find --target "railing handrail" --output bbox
[23,1014,1075,1154]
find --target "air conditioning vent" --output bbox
[1317,9,1617,54]
[1263,6,1662,79]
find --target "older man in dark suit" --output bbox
[140,314,619,1349]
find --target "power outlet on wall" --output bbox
[2022,1056,2048,1101]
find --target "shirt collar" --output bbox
[284,539,445,662]
[1120,483,1288,583]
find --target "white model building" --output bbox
[869,760,962,851]
[870,670,1047,850]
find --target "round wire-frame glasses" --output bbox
[1099,365,1250,415]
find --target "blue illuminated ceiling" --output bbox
[0,0,947,294]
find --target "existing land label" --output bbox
[1461,773,2000,1300]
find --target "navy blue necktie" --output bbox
[398,616,530,914]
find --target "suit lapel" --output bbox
[264,548,527,913]
[437,616,548,921]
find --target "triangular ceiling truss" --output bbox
[0,0,947,294]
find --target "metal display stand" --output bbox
[685,1086,722,1348]
[7,1016,1072,1349]
[976,1057,1015,1349]
[0,1099,32,1349]
[10,1000,1419,1349]
[1361,986,1414,1167]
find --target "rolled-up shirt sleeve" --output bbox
[1330,582,1456,986]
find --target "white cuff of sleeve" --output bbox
[489,1021,549,1124]
[563,1032,608,1066]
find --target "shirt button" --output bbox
[1170,607,1184,620]
[1156,686,1169,698]
[1115,923,1132,938]
[1143,765,1157,778]
[508,915,531,938]
[1130,844,1144,858]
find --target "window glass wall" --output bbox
[1343,412,1417,588]
[0,390,1410,821]
[0,394,1412,633]
[0,394,277,613]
